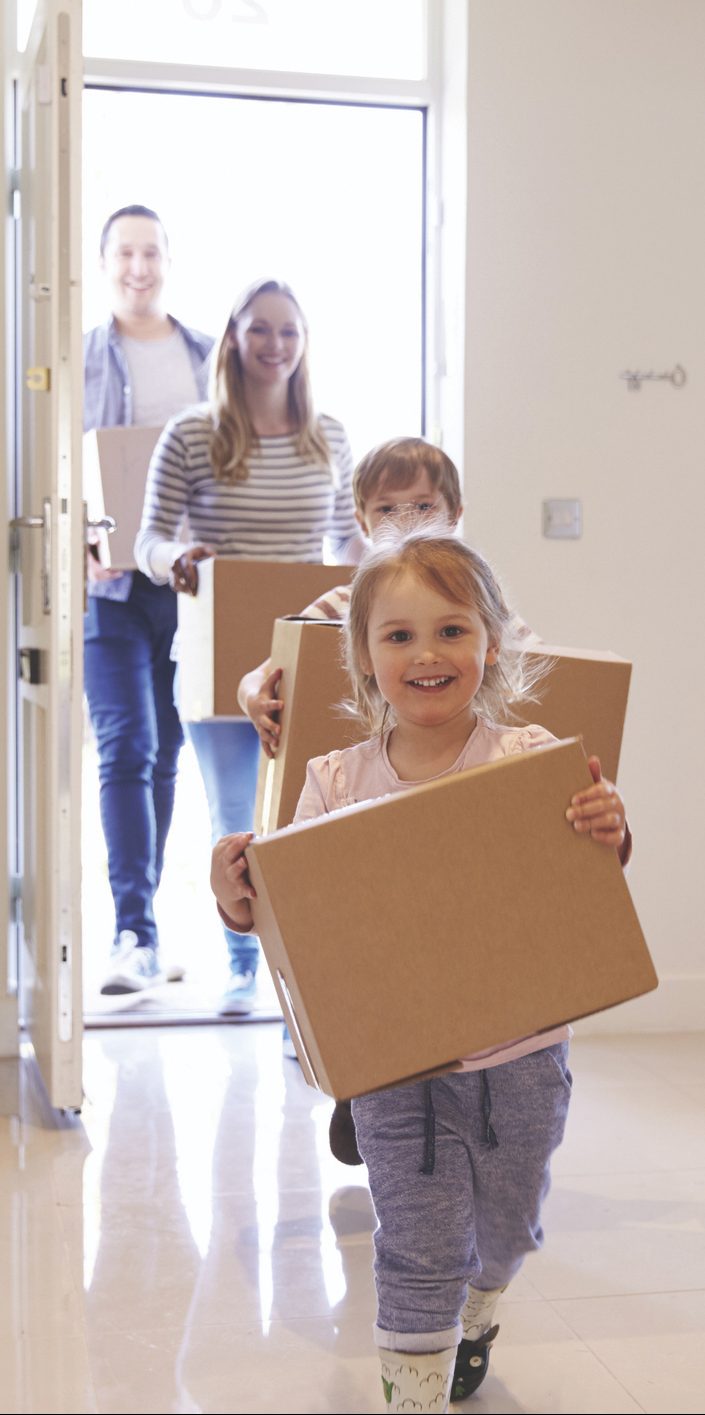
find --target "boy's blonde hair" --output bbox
[345,518,546,734]
[353,437,462,519]
[209,278,332,483]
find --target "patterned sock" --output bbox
[461,1284,505,1341]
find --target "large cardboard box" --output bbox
[84,425,162,569]
[515,646,631,783]
[246,737,656,1099]
[254,625,632,835]
[255,618,366,834]
[177,559,355,720]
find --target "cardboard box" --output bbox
[515,646,631,782]
[84,425,162,569]
[254,625,632,835]
[246,737,656,1099]
[255,618,366,834]
[177,558,355,720]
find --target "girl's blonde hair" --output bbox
[209,278,332,483]
[345,518,548,734]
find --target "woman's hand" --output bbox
[246,667,284,758]
[170,543,216,595]
[210,832,257,931]
[566,755,631,865]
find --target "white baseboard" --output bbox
[0,994,18,1057]
[573,975,705,1035]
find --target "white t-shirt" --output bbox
[121,329,199,428]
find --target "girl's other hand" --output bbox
[565,755,631,865]
[246,666,284,758]
[170,543,216,595]
[210,832,257,929]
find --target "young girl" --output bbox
[211,522,630,1413]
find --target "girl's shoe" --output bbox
[329,1099,363,1165]
[450,1323,499,1401]
[379,1345,456,1413]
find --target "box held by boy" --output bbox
[177,559,355,720]
[255,623,632,835]
[246,737,656,1100]
[255,617,366,835]
[516,645,631,784]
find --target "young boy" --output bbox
[236,437,463,1157]
[237,437,463,753]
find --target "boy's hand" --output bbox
[566,755,631,863]
[246,666,284,758]
[210,832,256,930]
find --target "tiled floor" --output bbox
[0,1029,703,1414]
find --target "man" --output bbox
[84,204,213,994]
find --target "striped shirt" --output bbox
[134,404,360,583]
[300,584,352,620]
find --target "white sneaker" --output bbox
[217,970,257,1016]
[100,932,166,995]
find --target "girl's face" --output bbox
[232,292,306,388]
[363,568,498,731]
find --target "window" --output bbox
[83,0,426,80]
[83,86,425,455]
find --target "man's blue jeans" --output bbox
[84,574,183,949]
[185,719,261,976]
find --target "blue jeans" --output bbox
[186,719,261,976]
[84,573,184,949]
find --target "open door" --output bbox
[11,0,83,1109]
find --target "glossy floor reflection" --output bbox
[0,1029,703,1414]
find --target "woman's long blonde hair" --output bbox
[209,278,333,483]
[345,518,549,735]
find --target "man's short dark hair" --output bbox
[99,205,168,255]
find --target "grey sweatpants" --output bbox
[351,1042,572,1340]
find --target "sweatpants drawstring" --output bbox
[480,1069,499,1148]
[420,1080,437,1175]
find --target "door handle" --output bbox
[85,515,116,534]
[9,501,51,613]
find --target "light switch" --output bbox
[542,498,582,539]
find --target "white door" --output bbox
[11,0,83,1109]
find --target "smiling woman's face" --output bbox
[232,292,306,388]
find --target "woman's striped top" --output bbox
[134,404,360,582]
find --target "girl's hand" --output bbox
[170,543,216,595]
[246,667,284,758]
[210,832,257,930]
[566,755,631,865]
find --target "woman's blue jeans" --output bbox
[83,574,183,949]
[185,718,261,976]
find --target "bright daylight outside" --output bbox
[80,12,426,1017]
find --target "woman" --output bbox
[135,278,365,1014]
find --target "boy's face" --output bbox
[357,467,461,536]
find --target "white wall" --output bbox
[461,0,705,1030]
